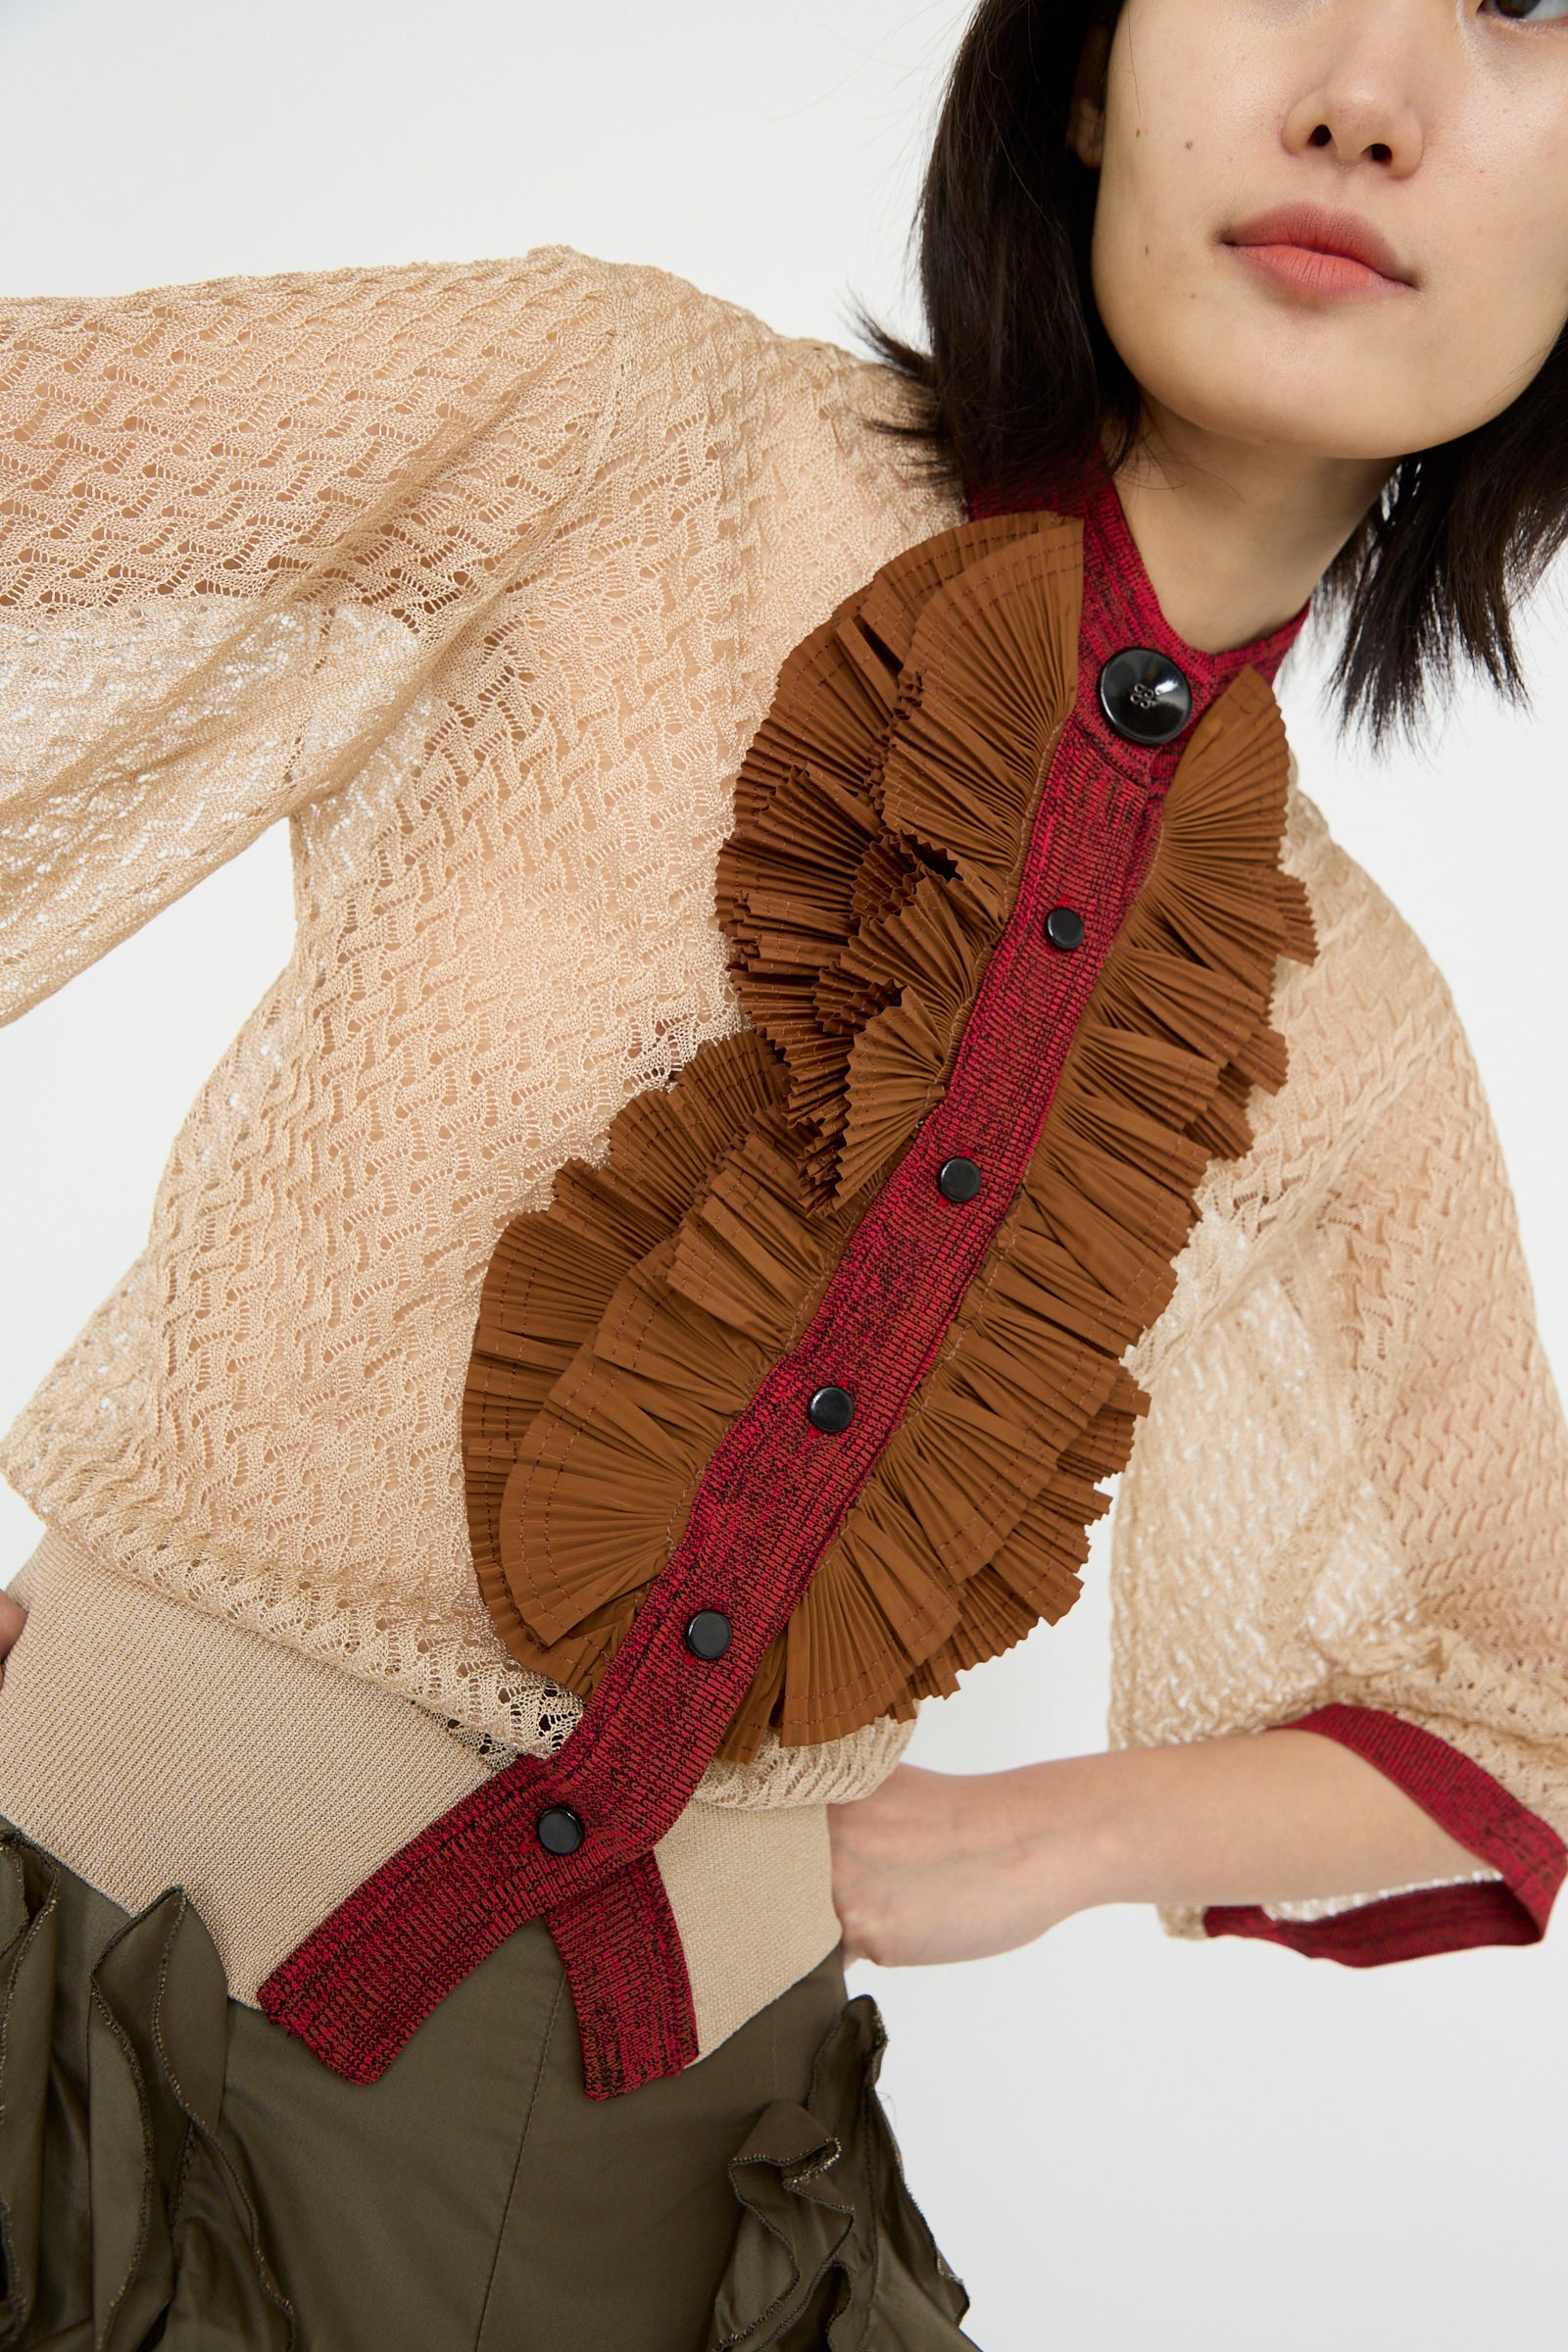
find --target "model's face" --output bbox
[1084,0,1568,461]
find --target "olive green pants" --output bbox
[0,1828,974,2351]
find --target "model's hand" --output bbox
[828,1763,1103,1968]
[0,1591,26,1685]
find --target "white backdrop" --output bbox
[2,4,1566,2345]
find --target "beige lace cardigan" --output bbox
[0,250,1564,2047]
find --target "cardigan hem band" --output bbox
[1202,1702,1567,1961]
[0,1527,839,2061]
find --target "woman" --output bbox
[1,0,1566,2343]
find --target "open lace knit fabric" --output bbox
[464,514,1314,1763]
[2,253,1567,2081]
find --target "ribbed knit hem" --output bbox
[0,1528,839,2055]
[1203,1703,1566,1964]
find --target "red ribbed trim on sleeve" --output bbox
[1203,1703,1566,1964]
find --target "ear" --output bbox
[1067,22,1111,170]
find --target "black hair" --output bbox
[869,0,1568,737]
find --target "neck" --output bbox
[1111,407,1389,654]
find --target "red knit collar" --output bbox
[970,455,1309,702]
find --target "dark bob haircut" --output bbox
[872,0,1568,737]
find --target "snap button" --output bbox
[807,1385,856,1435]
[937,1156,983,1204]
[1045,906,1086,953]
[537,1805,585,1857]
[685,1609,734,1661]
[1098,647,1193,746]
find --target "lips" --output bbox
[1223,204,1414,298]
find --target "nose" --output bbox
[1282,5,1427,178]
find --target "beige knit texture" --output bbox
[1121,791,1568,1921]
[0,248,943,1803]
[2,251,1566,1896]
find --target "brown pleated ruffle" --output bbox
[463,515,1312,1758]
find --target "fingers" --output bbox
[0,1590,26,1686]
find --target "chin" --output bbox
[1136,354,1415,468]
[1215,402,1408,465]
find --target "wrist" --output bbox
[998,1756,1135,1925]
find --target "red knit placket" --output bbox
[262,643,1173,2090]
[268,485,1292,2093]
[258,479,1568,2098]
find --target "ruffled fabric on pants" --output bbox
[0,1826,970,2351]
[0,1832,291,2349]
[711,1999,974,2350]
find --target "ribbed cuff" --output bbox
[1202,1703,1566,1966]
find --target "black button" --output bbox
[685,1609,734,1661]
[938,1156,983,1204]
[808,1384,856,1435]
[537,1805,585,1856]
[1045,906,1086,954]
[1098,648,1193,747]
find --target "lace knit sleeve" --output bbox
[0,248,621,1021]
[1113,895,1568,1958]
